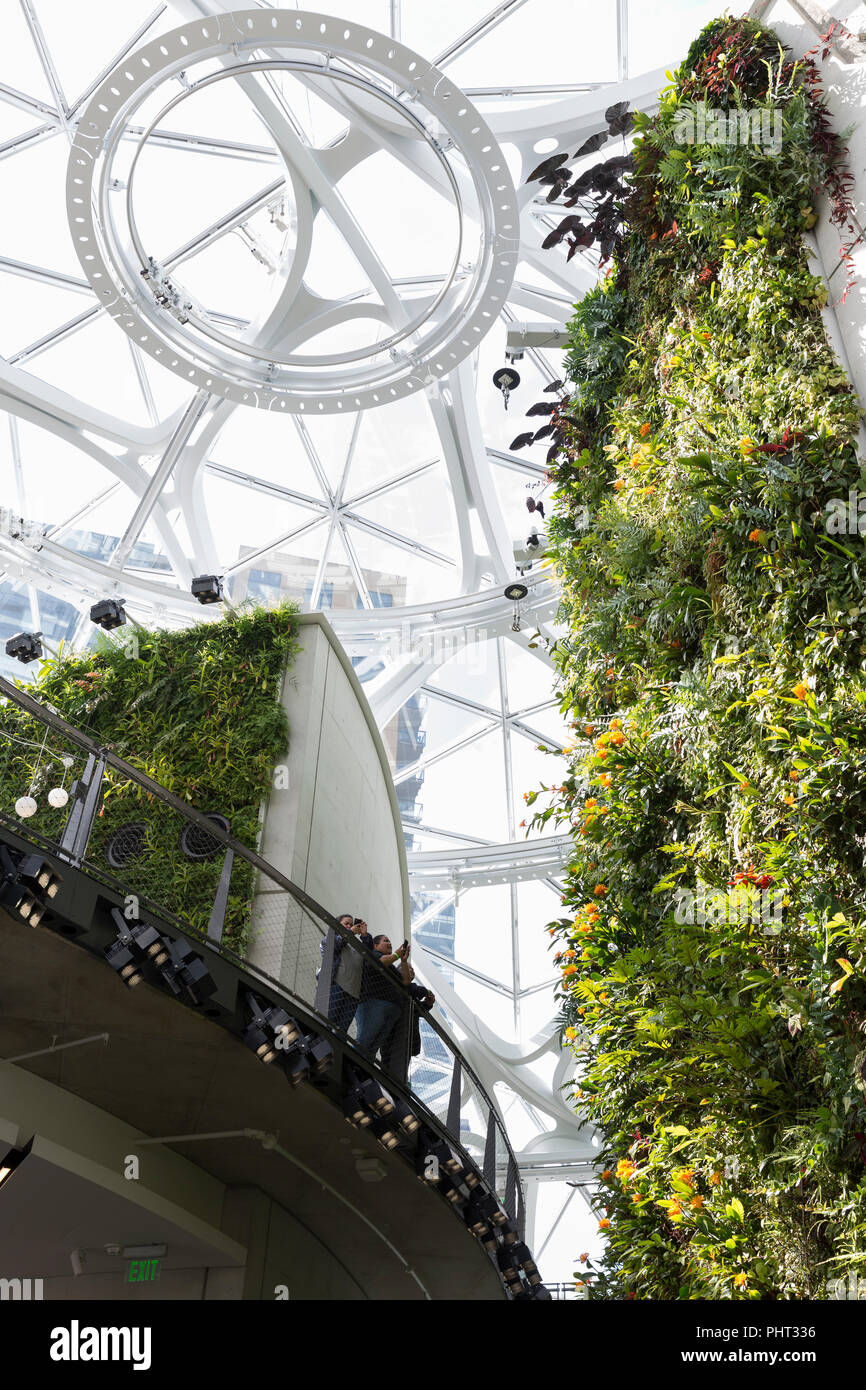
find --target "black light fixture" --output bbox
[440,1177,469,1209]
[465,1188,501,1235]
[503,581,528,602]
[302,1034,333,1076]
[370,1115,401,1151]
[243,994,300,1065]
[500,1220,519,1245]
[105,822,149,870]
[5,631,43,663]
[159,938,217,1006]
[0,848,62,928]
[285,1050,310,1088]
[357,1076,394,1117]
[510,1241,542,1285]
[497,1246,523,1295]
[191,574,224,605]
[104,922,144,988]
[390,1097,420,1135]
[343,1087,373,1128]
[89,597,127,630]
[493,366,520,410]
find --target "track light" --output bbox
[243,994,300,1065]
[89,598,127,630]
[5,631,43,663]
[465,1188,501,1235]
[391,1097,420,1135]
[357,1076,394,1116]
[302,1034,333,1075]
[510,1241,542,1285]
[343,1088,373,1127]
[104,925,143,988]
[0,847,62,928]
[191,574,224,605]
[370,1116,401,1151]
[497,1247,523,1294]
[500,1220,519,1245]
[285,1050,310,1087]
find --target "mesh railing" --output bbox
[0,673,522,1219]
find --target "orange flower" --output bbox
[599,774,612,788]
[748,528,763,542]
[598,1218,611,1229]
[578,1252,589,1264]
[734,1272,747,1288]
[609,730,625,746]
[601,1169,612,1180]
[519,819,526,828]
[793,682,808,700]
[709,1171,722,1186]
[674,1168,694,1188]
[584,725,595,736]
[594,884,608,897]
[784,794,796,806]
[616,1158,636,1183]
[613,479,625,491]
[640,423,652,437]
[789,770,798,780]
[606,669,616,678]
[632,1193,642,1204]
[565,1026,577,1040]
[690,1195,704,1210]
[585,798,598,809]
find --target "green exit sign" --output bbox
[126,1259,161,1283]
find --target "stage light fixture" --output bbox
[285,1050,310,1087]
[370,1116,400,1151]
[497,1246,523,1294]
[302,1034,333,1075]
[0,848,62,927]
[191,575,224,605]
[357,1076,394,1116]
[243,994,300,1065]
[105,939,142,987]
[391,1097,420,1135]
[5,631,43,663]
[343,1089,373,1127]
[510,1241,542,1285]
[89,598,127,630]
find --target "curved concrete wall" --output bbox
[248,614,409,989]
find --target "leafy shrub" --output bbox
[533,16,866,1298]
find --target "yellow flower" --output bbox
[739,437,756,456]
[793,682,808,700]
[734,1272,747,1288]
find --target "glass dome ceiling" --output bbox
[0,0,722,1277]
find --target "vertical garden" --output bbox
[530,16,866,1297]
[1,603,299,953]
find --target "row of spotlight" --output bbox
[0,843,62,927]
[343,1071,547,1300]
[4,844,544,1301]
[5,578,226,664]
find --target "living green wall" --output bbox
[2,603,299,953]
[531,16,866,1298]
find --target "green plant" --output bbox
[1,602,300,952]
[533,15,866,1299]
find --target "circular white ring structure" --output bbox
[66,8,520,413]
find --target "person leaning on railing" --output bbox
[356,933,436,1073]
[319,912,365,1032]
